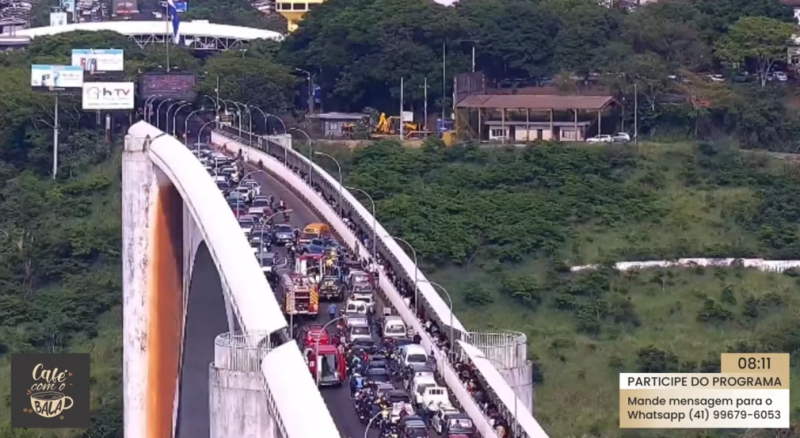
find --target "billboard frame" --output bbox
[72,49,124,74]
[31,65,84,94]
[82,82,135,110]
[140,72,197,101]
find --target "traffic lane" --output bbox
[246,167,377,438]
[176,243,229,438]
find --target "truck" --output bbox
[280,273,319,317]
[304,344,346,387]
[296,253,323,280]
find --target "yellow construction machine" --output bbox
[373,113,419,136]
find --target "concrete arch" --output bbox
[123,122,339,438]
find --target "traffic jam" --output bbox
[192,142,478,438]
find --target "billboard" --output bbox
[174,1,187,12]
[60,0,75,14]
[82,82,134,110]
[140,73,196,100]
[72,49,124,74]
[31,65,83,93]
[50,11,67,26]
[112,0,138,15]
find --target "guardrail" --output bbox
[210,129,502,438]
[211,127,549,438]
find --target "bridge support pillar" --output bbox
[209,332,275,438]
[122,134,156,438]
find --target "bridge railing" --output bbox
[211,126,550,438]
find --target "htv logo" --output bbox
[102,88,130,96]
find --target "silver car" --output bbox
[272,224,294,244]
[348,325,372,342]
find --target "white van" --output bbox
[382,316,407,339]
[401,344,429,370]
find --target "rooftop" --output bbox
[457,94,617,111]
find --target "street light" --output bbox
[165,100,187,134]
[347,186,376,257]
[184,108,213,143]
[418,280,454,348]
[155,98,175,130]
[197,120,217,149]
[144,95,163,122]
[365,411,383,438]
[315,315,346,386]
[312,151,342,214]
[290,127,312,176]
[223,99,252,144]
[386,236,418,314]
[171,102,192,137]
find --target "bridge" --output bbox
[124,118,549,438]
[0,20,282,49]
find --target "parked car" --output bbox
[613,132,631,142]
[586,134,613,143]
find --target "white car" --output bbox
[586,134,613,143]
[613,132,631,142]
[775,71,788,82]
[706,74,725,83]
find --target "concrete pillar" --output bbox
[122,134,156,438]
[209,333,275,438]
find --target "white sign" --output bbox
[31,65,83,93]
[50,12,67,26]
[71,49,124,73]
[82,82,135,110]
[61,0,75,14]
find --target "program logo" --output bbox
[11,353,90,428]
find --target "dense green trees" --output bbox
[282,0,800,148]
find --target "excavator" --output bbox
[373,113,421,137]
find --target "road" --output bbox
[174,144,371,437]
[247,166,375,438]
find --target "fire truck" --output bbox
[296,253,323,279]
[280,273,319,317]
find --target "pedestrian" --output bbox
[327,302,337,321]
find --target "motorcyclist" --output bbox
[350,373,363,398]
[268,194,275,208]
[278,198,286,211]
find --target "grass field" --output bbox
[419,142,800,437]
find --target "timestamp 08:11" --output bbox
[738,357,771,370]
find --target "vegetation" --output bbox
[280,0,800,149]
[319,139,800,437]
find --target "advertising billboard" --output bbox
[72,49,124,74]
[60,0,75,14]
[31,65,83,93]
[82,82,135,110]
[174,1,187,11]
[112,0,138,15]
[140,73,196,100]
[50,11,67,26]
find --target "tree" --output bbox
[714,16,794,87]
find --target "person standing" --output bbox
[327,302,337,321]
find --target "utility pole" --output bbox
[471,45,476,73]
[633,82,638,145]
[215,75,220,126]
[399,77,404,140]
[53,95,59,179]
[165,3,170,73]
[442,42,446,124]
[423,77,428,132]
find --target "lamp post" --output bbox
[315,315,346,386]
[197,120,216,149]
[155,98,175,130]
[184,108,213,144]
[144,95,162,122]
[347,186,376,257]
[165,100,186,135]
[220,99,244,137]
[418,280,454,347]
[388,236,418,314]
[365,411,383,438]
[290,127,312,176]
[171,102,192,137]
[312,151,342,214]
[233,101,253,146]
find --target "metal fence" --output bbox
[213,331,273,373]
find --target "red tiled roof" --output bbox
[456,94,617,111]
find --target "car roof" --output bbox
[385,315,404,323]
[402,344,426,354]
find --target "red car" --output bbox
[302,324,330,349]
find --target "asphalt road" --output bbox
[248,166,376,438]
[173,143,371,437]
